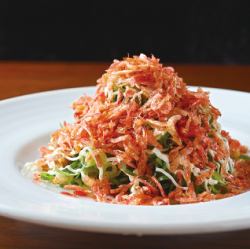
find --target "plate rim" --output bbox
[0,85,249,104]
[0,86,250,235]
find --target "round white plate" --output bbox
[0,86,249,235]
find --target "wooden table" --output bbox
[0,62,249,249]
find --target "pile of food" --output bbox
[24,54,250,205]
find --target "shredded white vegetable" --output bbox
[191,164,201,176]
[152,148,169,168]
[155,167,188,190]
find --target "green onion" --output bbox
[215,161,221,173]
[69,176,84,186]
[148,153,167,171]
[82,166,99,178]
[210,184,228,194]
[159,179,176,194]
[70,160,82,169]
[55,168,73,176]
[239,154,250,161]
[40,172,55,181]
[212,171,225,184]
[121,85,126,93]
[110,171,129,187]
[104,164,120,179]
[157,132,175,153]
[207,151,213,162]
[210,171,227,194]
[121,164,135,176]
[209,116,215,129]
[141,94,148,105]
[195,184,205,194]
[135,94,148,106]
[112,93,118,102]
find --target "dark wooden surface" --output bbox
[0,62,249,100]
[0,62,249,249]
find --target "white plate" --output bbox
[0,86,249,235]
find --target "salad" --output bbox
[24,54,250,205]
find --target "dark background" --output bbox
[0,0,250,63]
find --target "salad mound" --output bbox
[25,54,250,205]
